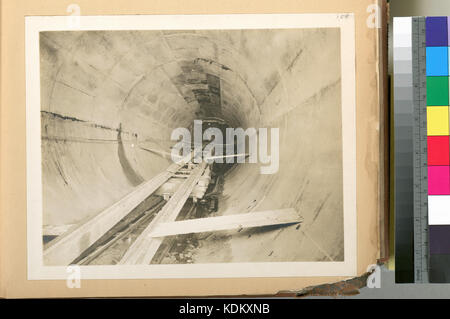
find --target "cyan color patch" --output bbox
[448,45,450,75]
[426,47,449,76]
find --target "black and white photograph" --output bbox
[26,14,356,279]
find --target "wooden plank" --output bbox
[148,208,302,237]
[77,200,167,265]
[43,161,187,265]
[119,162,208,265]
[150,199,197,264]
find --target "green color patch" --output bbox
[427,76,449,106]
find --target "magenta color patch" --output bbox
[428,166,450,195]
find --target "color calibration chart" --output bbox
[394,17,450,283]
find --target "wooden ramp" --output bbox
[44,150,303,266]
[43,160,189,266]
[119,162,208,265]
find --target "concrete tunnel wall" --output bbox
[40,28,344,262]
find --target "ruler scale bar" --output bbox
[412,17,429,283]
[394,16,450,284]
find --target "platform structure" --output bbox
[44,155,303,266]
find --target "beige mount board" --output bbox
[0,0,387,297]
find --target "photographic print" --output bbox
[26,14,357,279]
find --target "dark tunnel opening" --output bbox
[40,28,346,265]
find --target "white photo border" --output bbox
[25,13,357,280]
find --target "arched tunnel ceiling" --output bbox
[41,29,336,135]
[40,28,344,263]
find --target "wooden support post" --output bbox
[119,162,208,265]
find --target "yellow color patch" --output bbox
[427,106,449,136]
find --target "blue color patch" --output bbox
[426,17,449,46]
[426,46,449,76]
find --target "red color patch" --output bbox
[428,136,450,165]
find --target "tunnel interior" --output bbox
[40,28,345,263]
